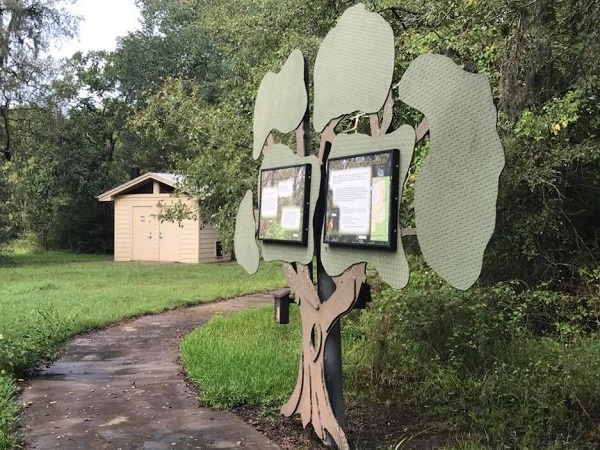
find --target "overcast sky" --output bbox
[51,0,141,58]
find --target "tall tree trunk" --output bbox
[1,100,11,161]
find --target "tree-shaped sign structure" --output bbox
[234,4,504,449]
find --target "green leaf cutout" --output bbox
[397,54,505,290]
[253,49,308,159]
[234,190,260,274]
[313,3,394,132]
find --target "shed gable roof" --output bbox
[97,172,183,202]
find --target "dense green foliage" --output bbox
[0,0,78,249]
[0,251,285,448]
[346,259,600,448]
[0,0,597,279]
[0,0,77,158]
[374,0,600,283]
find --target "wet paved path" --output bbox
[20,294,281,450]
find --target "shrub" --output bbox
[0,374,18,450]
[345,258,600,448]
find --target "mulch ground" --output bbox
[233,402,449,449]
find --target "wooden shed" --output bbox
[98,172,227,263]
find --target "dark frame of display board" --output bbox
[323,148,399,250]
[258,163,312,245]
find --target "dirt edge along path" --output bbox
[20,293,281,450]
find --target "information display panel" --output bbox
[324,149,399,249]
[259,163,311,245]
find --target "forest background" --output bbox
[1,0,598,288]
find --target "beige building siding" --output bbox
[114,198,134,262]
[113,194,202,263]
[179,216,201,264]
[199,223,223,262]
[99,173,229,264]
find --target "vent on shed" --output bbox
[159,184,175,194]
[128,181,153,195]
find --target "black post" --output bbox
[314,140,346,437]
[319,261,345,428]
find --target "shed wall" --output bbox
[199,223,227,262]
[113,194,200,263]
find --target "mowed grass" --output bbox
[181,306,301,408]
[0,251,285,450]
[0,251,285,332]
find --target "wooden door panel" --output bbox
[132,206,156,261]
[158,219,180,262]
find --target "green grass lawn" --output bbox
[0,251,285,450]
[0,251,284,332]
[181,306,301,409]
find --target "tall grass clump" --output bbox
[0,305,75,449]
[0,375,18,450]
[181,306,301,408]
[0,306,73,376]
[345,257,600,448]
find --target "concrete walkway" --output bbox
[20,294,281,450]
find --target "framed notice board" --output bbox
[324,149,399,250]
[258,163,311,245]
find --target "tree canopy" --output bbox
[0,0,598,286]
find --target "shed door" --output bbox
[132,206,155,261]
[159,220,180,262]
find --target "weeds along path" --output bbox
[19,294,281,450]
